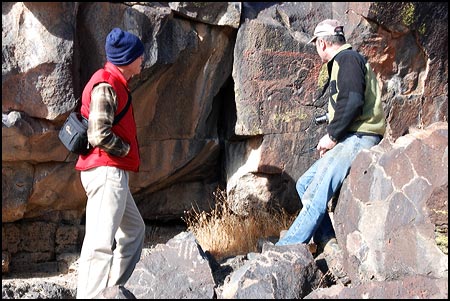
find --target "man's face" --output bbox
[131,54,144,76]
[314,38,327,62]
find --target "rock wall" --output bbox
[2,2,448,274]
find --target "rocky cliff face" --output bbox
[2,2,447,276]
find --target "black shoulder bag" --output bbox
[58,94,131,155]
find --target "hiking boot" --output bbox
[315,237,334,256]
[257,237,275,252]
[308,243,318,255]
[322,238,351,285]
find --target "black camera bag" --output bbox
[58,94,131,155]
[58,111,90,155]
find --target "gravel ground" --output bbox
[1,252,250,299]
[2,270,78,299]
[2,223,188,299]
[2,223,281,299]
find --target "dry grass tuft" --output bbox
[183,187,296,260]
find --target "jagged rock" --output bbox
[168,2,241,28]
[219,243,324,299]
[126,231,215,299]
[304,275,448,299]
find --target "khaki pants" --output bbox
[76,166,145,299]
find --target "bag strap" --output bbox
[75,68,131,125]
[112,92,131,126]
[102,67,131,126]
[78,90,131,125]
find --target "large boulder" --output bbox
[334,122,448,284]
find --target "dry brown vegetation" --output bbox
[183,188,297,260]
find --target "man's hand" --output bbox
[316,134,337,157]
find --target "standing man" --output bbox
[276,19,386,282]
[75,27,146,298]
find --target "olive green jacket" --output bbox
[326,44,386,142]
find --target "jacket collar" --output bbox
[104,61,129,90]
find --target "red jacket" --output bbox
[75,62,140,172]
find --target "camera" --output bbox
[314,113,329,125]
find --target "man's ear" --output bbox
[318,39,327,51]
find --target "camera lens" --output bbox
[314,113,328,125]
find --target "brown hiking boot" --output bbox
[308,243,318,255]
[322,238,351,285]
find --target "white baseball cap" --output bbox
[307,19,344,44]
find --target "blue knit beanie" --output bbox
[105,28,144,66]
